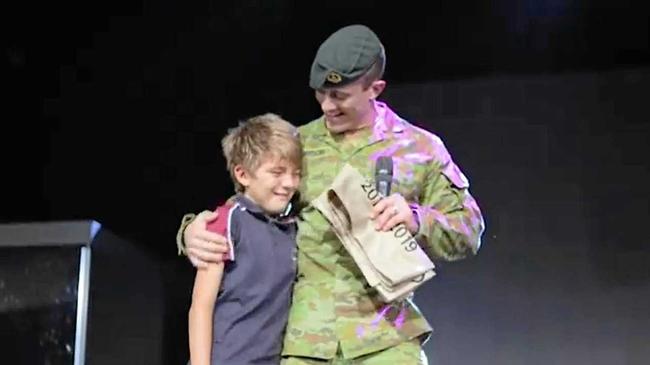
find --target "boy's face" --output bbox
[314,78,386,134]
[235,157,301,215]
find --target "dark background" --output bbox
[3,1,649,364]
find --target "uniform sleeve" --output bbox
[411,152,485,261]
[176,213,197,256]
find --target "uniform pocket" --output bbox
[441,160,469,189]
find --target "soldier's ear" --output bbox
[369,80,386,100]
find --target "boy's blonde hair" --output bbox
[221,113,302,193]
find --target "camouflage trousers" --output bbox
[281,339,428,365]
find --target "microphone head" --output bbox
[376,156,393,177]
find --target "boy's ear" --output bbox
[233,165,250,188]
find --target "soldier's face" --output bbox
[235,157,301,215]
[315,79,385,134]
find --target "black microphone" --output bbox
[375,156,393,197]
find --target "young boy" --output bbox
[188,113,302,365]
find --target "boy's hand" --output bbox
[184,210,229,268]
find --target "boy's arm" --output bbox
[188,262,224,365]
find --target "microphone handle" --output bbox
[377,180,390,197]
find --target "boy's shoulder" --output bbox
[206,203,235,233]
[206,202,239,261]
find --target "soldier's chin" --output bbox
[325,118,352,133]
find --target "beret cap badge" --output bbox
[326,71,343,84]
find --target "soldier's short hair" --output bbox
[359,57,385,89]
[221,113,302,193]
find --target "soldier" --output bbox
[178,24,485,364]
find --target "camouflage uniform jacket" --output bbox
[282,101,485,359]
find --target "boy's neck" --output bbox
[240,192,275,216]
[241,192,262,210]
[239,192,292,219]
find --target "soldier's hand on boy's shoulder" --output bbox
[185,210,230,268]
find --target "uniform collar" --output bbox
[371,101,405,139]
[312,101,405,139]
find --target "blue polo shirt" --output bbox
[208,195,297,365]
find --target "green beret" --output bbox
[309,24,385,89]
